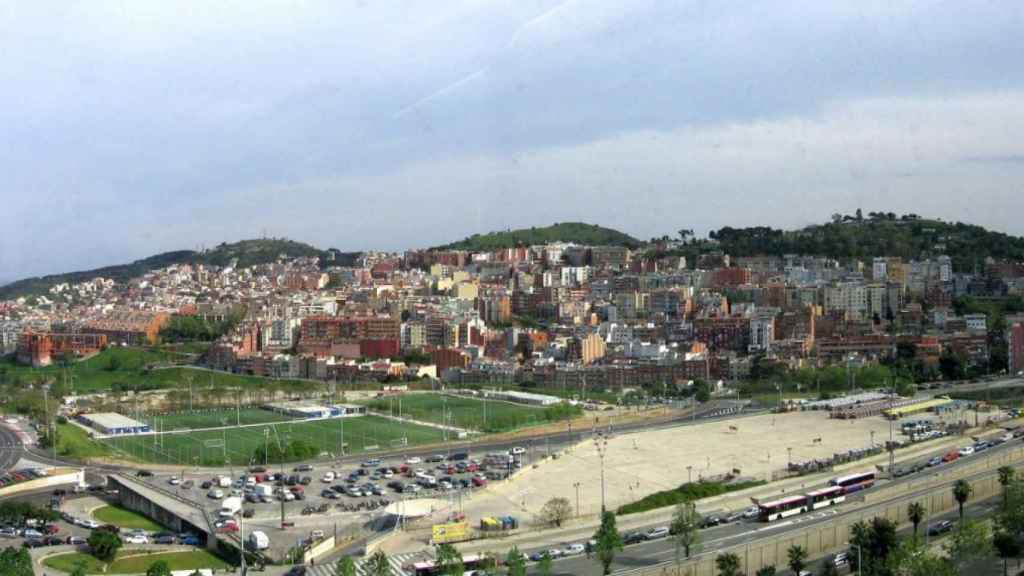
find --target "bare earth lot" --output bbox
[460,410,900,521]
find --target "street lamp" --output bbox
[850,543,862,575]
[573,482,581,518]
[787,447,793,467]
[686,465,692,484]
[594,433,609,512]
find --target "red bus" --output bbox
[806,485,846,510]
[755,495,807,522]
[829,471,875,494]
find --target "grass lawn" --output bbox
[362,393,552,432]
[92,505,166,531]
[44,550,230,574]
[43,552,108,573]
[102,414,446,466]
[57,422,111,460]
[0,347,319,394]
[109,550,230,573]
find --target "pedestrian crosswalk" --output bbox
[305,552,424,576]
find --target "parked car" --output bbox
[124,534,149,544]
[66,536,87,545]
[700,516,722,528]
[623,532,646,545]
[929,520,954,536]
[208,489,224,499]
[23,529,43,539]
[561,543,586,556]
[294,464,313,472]
[645,527,670,540]
[154,533,176,544]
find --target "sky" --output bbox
[2,1,1024,282]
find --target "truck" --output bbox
[248,530,270,551]
[219,497,243,518]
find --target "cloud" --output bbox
[2,1,1024,280]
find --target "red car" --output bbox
[943,451,960,463]
[472,476,488,487]
[44,525,59,535]
[466,463,479,473]
[290,485,304,493]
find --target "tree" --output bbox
[694,379,712,403]
[70,561,89,576]
[994,530,1021,576]
[0,547,33,576]
[886,538,957,576]
[944,519,992,572]
[849,517,898,575]
[715,552,741,576]
[907,501,925,539]
[367,550,391,576]
[953,479,973,521]
[336,556,357,576]
[820,559,839,576]
[670,501,702,561]
[505,546,527,576]
[537,551,553,576]
[755,567,776,576]
[435,543,463,576]
[540,497,573,528]
[1001,479,1024,535]
[593,510,624,575]
[1000,466,1016,509]
[787,544,807,574]
[87,529,122,562]
[146,561,172,576]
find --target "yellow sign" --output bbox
[432,521,469,544]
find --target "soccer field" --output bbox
[101,415,445,466]
[363,393,550,432]
[139,408,296,431]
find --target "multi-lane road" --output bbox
[519,432,1022,575]
[0,425,25,471]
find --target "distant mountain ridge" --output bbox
[434,222,642,251]
[0,239,361,300]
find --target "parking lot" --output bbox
[129,448,531,559]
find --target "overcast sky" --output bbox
[3,1,1024,282]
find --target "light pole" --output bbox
[787,447,793,467]
[850,543,862,575]
[573,482,581,518]
[594,433,609,512]
[686,465,692,484]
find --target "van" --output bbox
[248,531,270,551]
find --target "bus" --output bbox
[829,471,876,494]
[806,485,846,510]
[755,495,807,522]
[410,553,487,576]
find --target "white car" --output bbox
[561,543,585,556]
[168,476,181,485]
[959,446,975,456]
[321,472,335,483]
[405,457,422,464]
[645,527,670,540]
[742,506,759,519]
[124,534,149,545]
[510,447,526,455]
[23,529,43,539]
[77,519,100,529]
[382,470,393,478]
[310,529,325,540]
[545,549,564,559]
[208,489,224,499]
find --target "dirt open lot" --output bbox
[459,410,905,522]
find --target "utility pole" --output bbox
[573,482,581,518]
[594,433,608,512]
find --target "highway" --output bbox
[514,431,1022,575]
[0,424,25,471]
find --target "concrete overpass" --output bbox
[107,473,217,549]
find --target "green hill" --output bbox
[704,212,1024,271]
[0,239,362,300]
[435,222,641,251]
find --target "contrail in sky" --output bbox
[393,0,579,119]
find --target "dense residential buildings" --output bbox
[2,238,1023,391]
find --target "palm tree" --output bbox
[907,501,925,538]
[953,479,973,521]
[787,545,808,575]
[999,466,1016,509]
[755,567,776,576]
[715,552,741,576]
